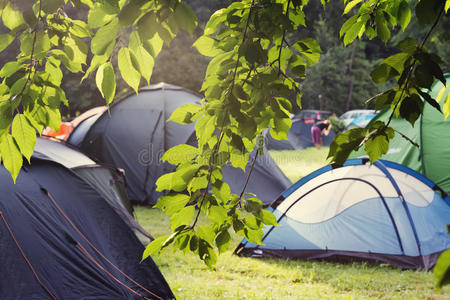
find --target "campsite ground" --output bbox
[135,148,450,299]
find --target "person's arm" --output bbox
[323,122,332,136]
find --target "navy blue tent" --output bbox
[0,153,173,298]
[34,137,152,240]
[236,159,450,269]
[69,83,291,206]
[265,119,336,150]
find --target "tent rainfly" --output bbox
[0,150,174,299]
[350,75,450,194]
[69,83,291,206]
[235,159,450,270]
[34,137,151,240]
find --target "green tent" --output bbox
[350,75,450,194]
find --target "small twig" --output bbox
[364,89,392,105]
[230,0,255,90]
[277,0,291,76]
[394,129,419,148]
[238,150,259,207]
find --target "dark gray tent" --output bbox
[35,137,151,240]
[0,143,174,299]
[265,119,336,150]
[70,83,291,205]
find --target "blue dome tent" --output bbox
[235,159,450,270]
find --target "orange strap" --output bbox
[0,211,58,300]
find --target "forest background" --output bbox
[2,0,448,118]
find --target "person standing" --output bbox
[311,120,332,149]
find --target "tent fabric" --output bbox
[350,75,450,194]
[34,137,150,240]
[0,159,174,299]
[265,120,336,150]
[72,82,291,205]
[68,112,104,146]
[235,159,450,270]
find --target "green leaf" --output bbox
[95,62,116,104]
[118,48,141,93]
[174,3,197,35]
[142,235,170,260]
[129,32,155,84]
[399,94,423,126]
[0,134,23,182]
[64,36,88,65]
[0,62,23,78]
[211,180,231,203]
[154,194,191,215]
[156,165,199,192]
[137,12,158,40]
[207,205,228,224]
[91,19,119,55]
[198,226,215,245]
[156,172,188,192]
[142,33,164,58]
[168,104,202,124]
[0,34,14,52]
[244,198,262,214]
[193,36,223,57]
[230,149,248,171]
[233,85,249,101]
[343,20,364,46]
[340,15,358,38]
[270,117,291,140]
[195,115,216,147]
[170,206,195,231]
[244,215,261,230]
[0,102,13,137]
[69,20,92,38]
[416,0,443,25]
[364,127,394,163]
[10,77,27,96]
[397,0,411,31]
[12,114,36,163]
[2,3,25,30]
[215,230,231,254]
[118,0,143,27]
[82,54,108,81]
[198,239,217,269]
[375,12,390,43]
[442,92,450,119]
[88,4,116,28]
[434,249,450,289]
[370,64,399,84]
[417,89,442,113]
[42,0,64,13]
[396,38,417,55]
[259,209,279,226]
[344,0,362,14]
[162,144,198,165]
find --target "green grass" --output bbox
[135,207,449,300]
[134,147,450,299]
[269,147,331,182]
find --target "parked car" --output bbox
[339,109,375,127]
[294,109,333,124]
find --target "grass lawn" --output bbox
[269,147,331,182]
[134,148,450,299]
